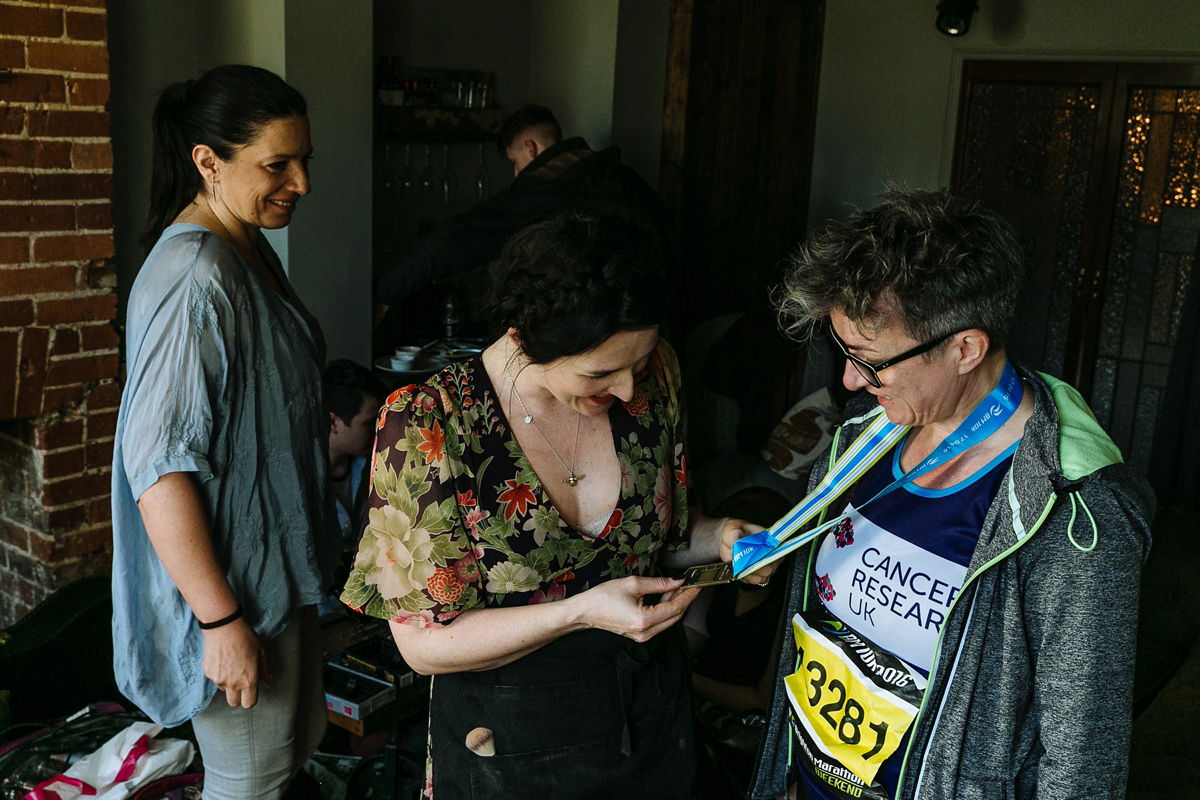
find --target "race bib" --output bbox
[785,611,927,789]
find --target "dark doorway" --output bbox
[952,61,1200,478]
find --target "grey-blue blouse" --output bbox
[111,223,338,727]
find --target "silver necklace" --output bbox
[508,376,585,486]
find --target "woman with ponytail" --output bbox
[111,64,337,798]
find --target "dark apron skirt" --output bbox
[430,623,696,799]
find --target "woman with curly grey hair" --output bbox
[343,209,775,799]
[751,188,1152,800]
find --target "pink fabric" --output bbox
[114,734,152,782]
[26,775,97,800]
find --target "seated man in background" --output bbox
[324,359,386,550]
[373,105,668,345]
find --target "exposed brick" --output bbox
[70,140,111,170]
[35,293,115,325]
[43,446,84,479]
[85,380,119,409]
[28,41,108,75]
[87,408,116,439]
[51,550,113,586]
[15,326,48,418]
[0,106,23,136]
[0,236,28,265]
[0,4,63,37]
[0,38,25,71]
[54,0,106,8]
[6,548,44,583]
[50,328,80,356]
[0,202,75,233]
[0,518,30,551]
[80,322,117,351]
[0,265,76,295]
[30,173,112,202]
[48,503,86,532]
[44,351,116,387]
[84,258,114,289]
[0,138,73,170]
[85,437,111,469]
[0,171,33,201]
[37,417,83,450]
[75,202,112,231]
[64,10,106,41]
[29,532,53,561]
[54,525,112,560]
[0,330,16,417]
[85,497,109,523]
[50,328,79,359]
[27,110,110,138]
[42,469,109,506]
[0,72,65,104]
[0,297,34,326]
[41,382,85,412]
[33,233,112,263]
[67,77,107,107]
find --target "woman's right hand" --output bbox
[573,576,699,642]
[201,618,271,708]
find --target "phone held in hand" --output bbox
[680,561,733,588]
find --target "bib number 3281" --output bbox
[785,613,925,786]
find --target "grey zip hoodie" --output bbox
[751,365,1155,800]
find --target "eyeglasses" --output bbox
[825,321,962,389]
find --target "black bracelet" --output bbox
[197,604,244,630]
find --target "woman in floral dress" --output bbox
[342,210,774,799]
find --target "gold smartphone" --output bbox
[679,561,734,588]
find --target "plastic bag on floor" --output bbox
[26,721,194,800]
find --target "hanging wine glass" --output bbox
[441,143,457,205]
[475,142,491,202]
[400,143,417,196]
[421,143,438,198]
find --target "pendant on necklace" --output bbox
[524,415,533,424]
[563,473,584,486]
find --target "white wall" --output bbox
[284,0,374,364]
[529,0,620,148]
[108,0,373,362]
[810,0,1200,228]
[611,0,670,188]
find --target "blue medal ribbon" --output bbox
[732,362,1023,578]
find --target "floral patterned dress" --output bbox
[341,340,692,797]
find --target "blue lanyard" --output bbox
[732,362,1024,578]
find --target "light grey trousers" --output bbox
[191,606,326,800]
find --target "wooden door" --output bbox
[953,61,1200,470]
[661,0,825,450]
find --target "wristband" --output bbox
[197,604,244,630]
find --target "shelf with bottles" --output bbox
[376,60,503,142]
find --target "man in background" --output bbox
[374,105,668,344]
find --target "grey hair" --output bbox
[775,187,1026,350]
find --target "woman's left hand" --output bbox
[717,518,778,586]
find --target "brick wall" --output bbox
[0,0,117,625]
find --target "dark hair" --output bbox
[141,64,307,254]
[776,186,1026,350]
[323,359,387,425]
[497,104,562,154]
[487,210,668,364]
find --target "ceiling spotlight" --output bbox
[936,0,979,36]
